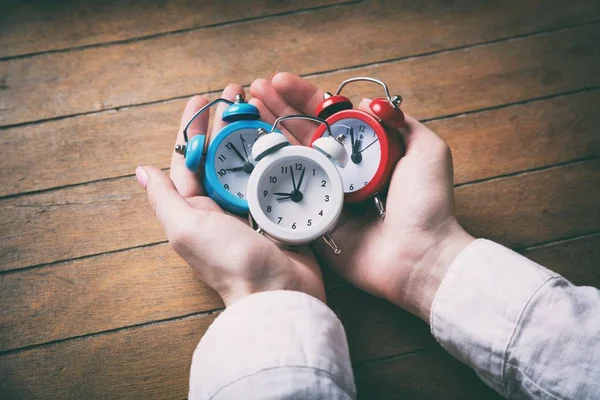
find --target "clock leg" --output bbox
[248,213,264,235]
[321,233,341,255]
[373,194,386,219]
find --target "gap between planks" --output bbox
[1,19,598,131]
[1,153,598,277]
[1,85,598,202]
[0,1,362,62]
[1,228,598,357]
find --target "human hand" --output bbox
[135,84,326,307]
[250,73,474,321]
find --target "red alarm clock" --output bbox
[310,77,405,218]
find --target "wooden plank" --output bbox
[0,244,223,351]
[2,159,599,352]
[329,288,434,363]
[0,313,217,400]
[1,144,598,272]
[0,0,345,58]
[2,234,596,399]
[354,347,502,399]
[1,1,599,126]
[456,161,600,248]
[3,28,600,198]
[520,233,600,287]
[430,91,600,185]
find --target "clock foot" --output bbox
[248,213,263,234]
[322,233,341,255]
[373,194,386,219]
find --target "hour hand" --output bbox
[226,166,245,172]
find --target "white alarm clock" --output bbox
[247,116,348,254]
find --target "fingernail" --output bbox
[269,71,280,81]
[135,167,148,189]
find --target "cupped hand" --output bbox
[250,73,474,320]
[136,84,326,307]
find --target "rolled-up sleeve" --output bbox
[431,239,600,399]
[188,290,356,399]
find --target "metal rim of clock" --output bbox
[332,77,402,109]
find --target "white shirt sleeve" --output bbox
[188,290,356,399]
[431,239,600,399]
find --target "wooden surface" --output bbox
[1,1,599,398]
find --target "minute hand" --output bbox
[360,138,379,153]
[296,167,306,191]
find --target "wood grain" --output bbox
[430,90,600,185]
[0,0,344,58]
[2,1,599,126]
[3,28,600,197]
[2,150,598,272]
[2,159,599,350]
[0,313,217,400]
[354,347,503,399]
[456,160,600,248]
[520,233,600,287]
[2,233,597,399]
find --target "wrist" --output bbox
[219,274,326,308]
[391,221,475,321]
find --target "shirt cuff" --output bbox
[430,239,558,393]
[188,290,355,399]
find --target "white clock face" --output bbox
[213,128,259,199]
[247,146,344,245]
[323,118,381,192]
[258,156,332,231]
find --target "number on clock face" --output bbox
[258,156,332,231]
[214,128,259,199]
[324,118,380,192]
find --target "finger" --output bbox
[248,98,301,146]
[357,99,446,154]
[270,72,325,117]
[211,83,246,141]
[137,166,193,236]
[171,96,210,198]
[250,78,319,146]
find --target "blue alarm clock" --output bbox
[175,94,277,215]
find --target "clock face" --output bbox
[323,118,381,193]
[258,156,333,232]
[247,145,344,245]
[212,128,259,200]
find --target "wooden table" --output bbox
[1,1,599,398]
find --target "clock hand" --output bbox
[276,196,292,202]
[348,127,355,148]
[228,143,247,163]
[350,129,363,164]
[240,136,250,161]
[360,138,379,153]
[296,167,306,191]
[290,165,297,192]
[225,166,246,172]
[273,192,293,196]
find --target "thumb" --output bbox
[136,166,191,232]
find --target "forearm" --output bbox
[425,239,600,398]
[189,290,355,399]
